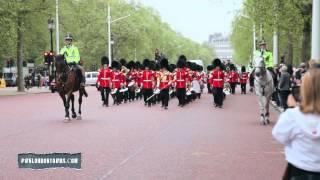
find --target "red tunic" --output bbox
[158,71,172,89]
[142,70,155,89]
[97,68,112,88]
[136,70,142,87]
[175,69,189,89]
[210,70,225,88]
[239,72,249,84]
[128,70,137,82]
[111,71,123,89]
[228,70,239,83]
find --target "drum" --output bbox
[119,88,128,93]
[186,90,192,96]
[128,81,135,87]
[111,88,118,95]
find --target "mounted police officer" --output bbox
[59,33,86,87]
[255,40,274,73]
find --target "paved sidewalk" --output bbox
[0,87,51,96]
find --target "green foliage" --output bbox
[231,0,311,66]
[0,0,215,70]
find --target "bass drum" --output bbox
[128,81,136,92]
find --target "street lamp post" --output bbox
[55,0,60,53]
[48,18,54,52]
[107,4,131,67]
[48,18,55,83]
[311,0,320,60]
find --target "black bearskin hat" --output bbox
[207,65,214,71]
[169,64,176,72]
[160,58,169,69]
[149,61,156,71]
[101,56,109,65]
[135,61,142,69]
[212,58,222,68]
[112,61,121,70]
[241,66,246,72]
[177,59,186,68]
[119,58,127,67]
[178,55,187,63]
[230,64,235,71]
[127,61,135,70]
[198,65,203,72]
[143,59,150,69]
[190,62,197,71]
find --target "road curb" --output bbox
[0,90,51,97]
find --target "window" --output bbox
[92,73,98,78]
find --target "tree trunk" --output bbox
[301,20,311,63]
[287,32,294,65]
[17,13,24,92]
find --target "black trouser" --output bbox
[249,73,254,88]
[213,87,223,106]
[240,83,246,94]
[207,83,212,93]
[279,90,290,110]
[100,87,110,105]
[143,88,153,106]
[230,82,236,94]
[112,90,121,105]
[136,88,143,100]
[160,89,169,107]
[122,91,128,102]
[283,163,320,180]
[129,90,135,101]
[176,88,186,106]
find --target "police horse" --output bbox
[55,55,87,122]
[253,57,275,125]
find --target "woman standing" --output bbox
[272,67,320,179]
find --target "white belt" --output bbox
[213,79,223,81]
[112,80,120,82]
[101,78,110,80]
[143,80,152,82]
[177,80,185,82]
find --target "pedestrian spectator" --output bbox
[273,64,282,106]
[278,65,291,110]
[272,67,320,179]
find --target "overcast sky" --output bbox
[138,0,244,43]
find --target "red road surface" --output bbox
[0,87,285,180]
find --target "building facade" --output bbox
[208,33,234,63]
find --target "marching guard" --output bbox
[141,59,155,107]
[175,55,190,107]
[97,56,112,106]
[111,61,124,105]
[209,58,225,108]
[228,64,239,95]
[157,58,173,109]
[135,61,143,100]
[240,66,249,94]
[127,61,138,102]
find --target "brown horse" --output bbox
[55,55,88,122]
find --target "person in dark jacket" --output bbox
[278,65,291,110]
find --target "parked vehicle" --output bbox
[85,71,99,86]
